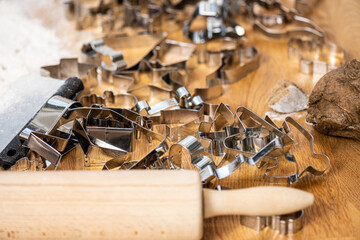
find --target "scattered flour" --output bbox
[267,79,308,114]
[0,0,93,86]
[265,111,306,122]
[269,85,308,113]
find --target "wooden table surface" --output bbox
[170,1,359,238]
[81,1,360,239]
[197,1,360,239]
[8,0,360,239]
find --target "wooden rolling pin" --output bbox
[0,171,313,239]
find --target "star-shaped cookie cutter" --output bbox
[41,58,96,80]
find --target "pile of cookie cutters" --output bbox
[5,86,330,235]
[6,0,337,235]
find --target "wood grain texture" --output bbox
[0,171,314,240]
[203,187,314,218]
[4,0,360,239]
[173,1,360,239]
[198,1,360,239]
[85,1,360,238]
[0,171,203,240]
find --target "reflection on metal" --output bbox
[288,37,348,76]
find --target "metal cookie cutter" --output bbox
[113,61,176,104]
[0,76,84,169]
[85,112,134,152]
[169,104,265,182]
[59,106,138,144]
[20,95,82,142]
[69,108,136,168]
[194,62,224,100]
[197,105,282,179]
[82,33,167,74]
[288,37,348,76]
[134,94,203,141]
[79,66,99,94]
[79,90,138,109]
[187,38,259,100]
[41,59,98,97]
[183,0,245,43]
[150,102,218,142]
[198,103,237,157]
[103,121,169,170]
[236,106,293,147]
[133,86,204,116]
[220,106,294,164]
[73,122,128,169]
[41,58,96,80]
[175,86,205,110]
[264,116,331,184]
[89,39,127,72]
[26,106,137,169]
[134,98,180,116]
[169,133,271,182]
[119,60,176,92]
[153,117,201,142]
[198,37,260,84]
[240,209,304,235]
[222,44,259,84]
[27,131,78,168]
[196,105,293,179]
[247,0,324,40]
[123,0,163,34]
[162,69,223,101]
[169,135,217,182]
[149,39,196,70]
[128,85,173,104]
[217,134,281,179]
[222,106,294,157]
[64,0,113,30]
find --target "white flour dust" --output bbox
[0,0,93,86]
[265,111,306,122]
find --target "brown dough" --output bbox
[306,59,360,140]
